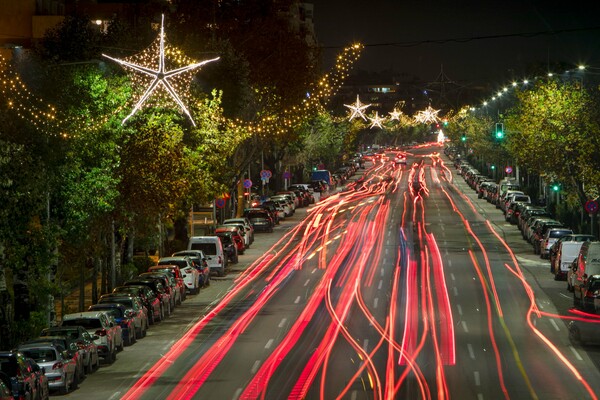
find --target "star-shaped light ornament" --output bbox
[369,111,385,129]
[414,105,441,124]
[344,94,371,121]
[102,14,219,126]
[388,108,403,121]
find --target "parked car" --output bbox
[97,293,149,339]
[215,226,245,255]
[154,258,191,299]
[124,278,172,318]
[171,250,211,288]
[0,351,45,400]
[18,341,76,395]
[223,218,254,245]
[61,311,123,364]
[112,285,162,325]
[551,241,584,281]
[569,319,600,345]
[540,228,573,259]
[88,303,137,346]
[571,241,600,299]
[39,325,100,374]
[188,236,227,277]
[138,272,180,308]
[244,208,274,233]
[220,221,251,248]
[21,336,84,384]
[550,234,597,267]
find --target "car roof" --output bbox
[62,311,107,319]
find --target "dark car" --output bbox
[97,293,149,339]
[124,279,171,320]
[88,303,137,346]
[215,233,239,264]
[244,208,274,233]
[112,285,162,325]
[39,325,100,374]
[0,351,45,400]
[137,272,179,309]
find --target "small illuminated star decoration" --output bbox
[344,94,371,121]
[369,111,385,129]
[102,14,219,126]
[388,108,403,121]
[414,105,441,124]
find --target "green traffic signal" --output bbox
[552,183,560,192]
[461,134,466,142]
[495,123,504,139]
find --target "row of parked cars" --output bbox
[455,157,600,344]
[0,172,353,399]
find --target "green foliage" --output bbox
[295,112,345,171]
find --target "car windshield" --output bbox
[42,329,79,340]
[21,349,57,362]
[62,318,102,329]
[550,230,572,238]
[190,243,217,255]
[0,357,17,376]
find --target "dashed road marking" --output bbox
[304,279,310,287]
[378,280,383,290]
[278,318,287,328]
[474,371,480,386]
[457,304,463,316]
[374,298,379,308]
[462,321,469,333]
[265,339,274,349]
[570,346,583,361]
[549,319,560,331]
[294,296,301,304]
[251,360,261,373]
[467,343,475,359]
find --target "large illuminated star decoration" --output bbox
[102,14,219,126]
[414,105,441,124]
[369,111,385,129]
[344,94,371,121]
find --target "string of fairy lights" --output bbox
[0,26,364,140]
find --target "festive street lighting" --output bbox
[388,108,402,121]
[344,94,371,121]
[414,105,440,124]
[369,111,385,129]
[102,14,219,126]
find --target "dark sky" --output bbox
[312,0,600,84]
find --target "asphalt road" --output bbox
[61,145,600,400]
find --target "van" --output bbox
[571,242,600,301]
[553,241,584,280]
[311,170,333,186]
[187,236,226,277]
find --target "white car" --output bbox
[61,311,123,364]
[157,256,200,295]
[223,218,254,245]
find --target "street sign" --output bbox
[505,166,513,174]
[283,171,291,179]
[585,200,599,214]
[243,179,252,189]
[215,198,225,208]
[260,170,272,179]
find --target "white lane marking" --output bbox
[457,304,463,316]
[363,339,369,351]
[278,318,287,328]
[536,300,545,310]
[448,259,452,267]
[108,393,121,400]
[251,360,261,373]
[477,394,484,400]
[570,346,583,361]
[549,319,560,331]
[162,339,175,352]
[378,280,383,290]
[304,279,310,287]
[312,268,317,274]
[351,391,358,400]
[462,321,469,333]
[265,339,274,349]
[381,268,385,277]
[453,287,459,296]
[441,225,445,231]
[383,258,387,264]
[559,293,571,299]
[450,273,456,281]
[467,343,475,359]
[474,371,480,386]
[386,248,389,255]
[233,389,243,400]
[294,296,301,304]
[374,298,379,308]
[133,362,150,378]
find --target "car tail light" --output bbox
[586,291,595,298]
[52,361,64,370]
[95,329,107,337]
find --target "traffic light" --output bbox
[443,119,448,127]
[461,133,466,142]
[495,123,504,139]
[551,183,560,192]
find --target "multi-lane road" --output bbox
[66,144,600,399]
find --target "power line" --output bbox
[320,25,600,49]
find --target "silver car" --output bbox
[18,342,77,394]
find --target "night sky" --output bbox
[312,0,600,84]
